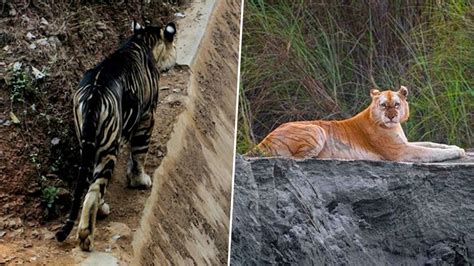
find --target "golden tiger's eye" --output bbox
[395,103,400,108]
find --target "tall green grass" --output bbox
[238,0,473,154]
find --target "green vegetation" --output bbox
[41,186,60,219]
[9,64,36,104]
[238,0,473,153]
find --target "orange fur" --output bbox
[253,86,465,162]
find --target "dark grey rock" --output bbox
[230,155,474,265]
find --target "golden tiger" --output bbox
[252,86,465,162]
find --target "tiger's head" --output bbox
[132,21,177,72]
[369,86,410,128]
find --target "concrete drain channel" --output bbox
[80,0,238,265]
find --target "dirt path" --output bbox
[0,0,240,264]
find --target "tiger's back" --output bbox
[254,118,382,160]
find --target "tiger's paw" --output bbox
[97,202,110,219]
[128,172,152,189]
[77,227,94,251]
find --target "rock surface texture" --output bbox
[230,155,474,265]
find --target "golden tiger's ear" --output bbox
[398,86,408,98]
[370,88,380,98]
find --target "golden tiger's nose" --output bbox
[387,111,397,120]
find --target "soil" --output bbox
[0,0,239,264]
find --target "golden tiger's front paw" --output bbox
[458,148,466,158]
[78,227,94,251]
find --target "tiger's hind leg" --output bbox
[127,112,154,189]
[77,149,117,251]
[258,122,327,159]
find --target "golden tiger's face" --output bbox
[370,86,409,128]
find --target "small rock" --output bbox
[95,22,107,30]
[26,32,36,40]
[162,94,183,105]
[9,9,17,17]
[95,31,104,39]
[107,222,132,239]
[40,17,49,25]
[6,218,23,229]
[12,228,24,237]
[157,150,164,157]
[0,255,15,264]
[42,230,55,240]
[50,224,62,231]
[31,229,40,237]
[27,221,37,227]
[9,112,20,124]
[175,12,186,18]
[51,137,60,145]
[13,62,22,71]
[0,231,6,238]
[36,38,49,47]
[23,242,33,248]
[21,15,30,23]
[28,43,37,50]
[172,88,180,93]
[80,252,118,265]
[56,188,72,204]
[48,36,61,48]
[31,66,45,80]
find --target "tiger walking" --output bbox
[55,21,177,251]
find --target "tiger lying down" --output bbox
[252,86,466,163]
[55,21,177,251]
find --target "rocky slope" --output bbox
[230,155,474,265]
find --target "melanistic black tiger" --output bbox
[55,21,177,251]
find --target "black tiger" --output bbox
[55,21,177,251]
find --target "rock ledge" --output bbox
[230,154,474,265]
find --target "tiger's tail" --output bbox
[56,97,98,242]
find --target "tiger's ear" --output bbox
[163,22,176,43]
[398,86,408,98]
[370,88,380,98]
[131,20,144,33]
